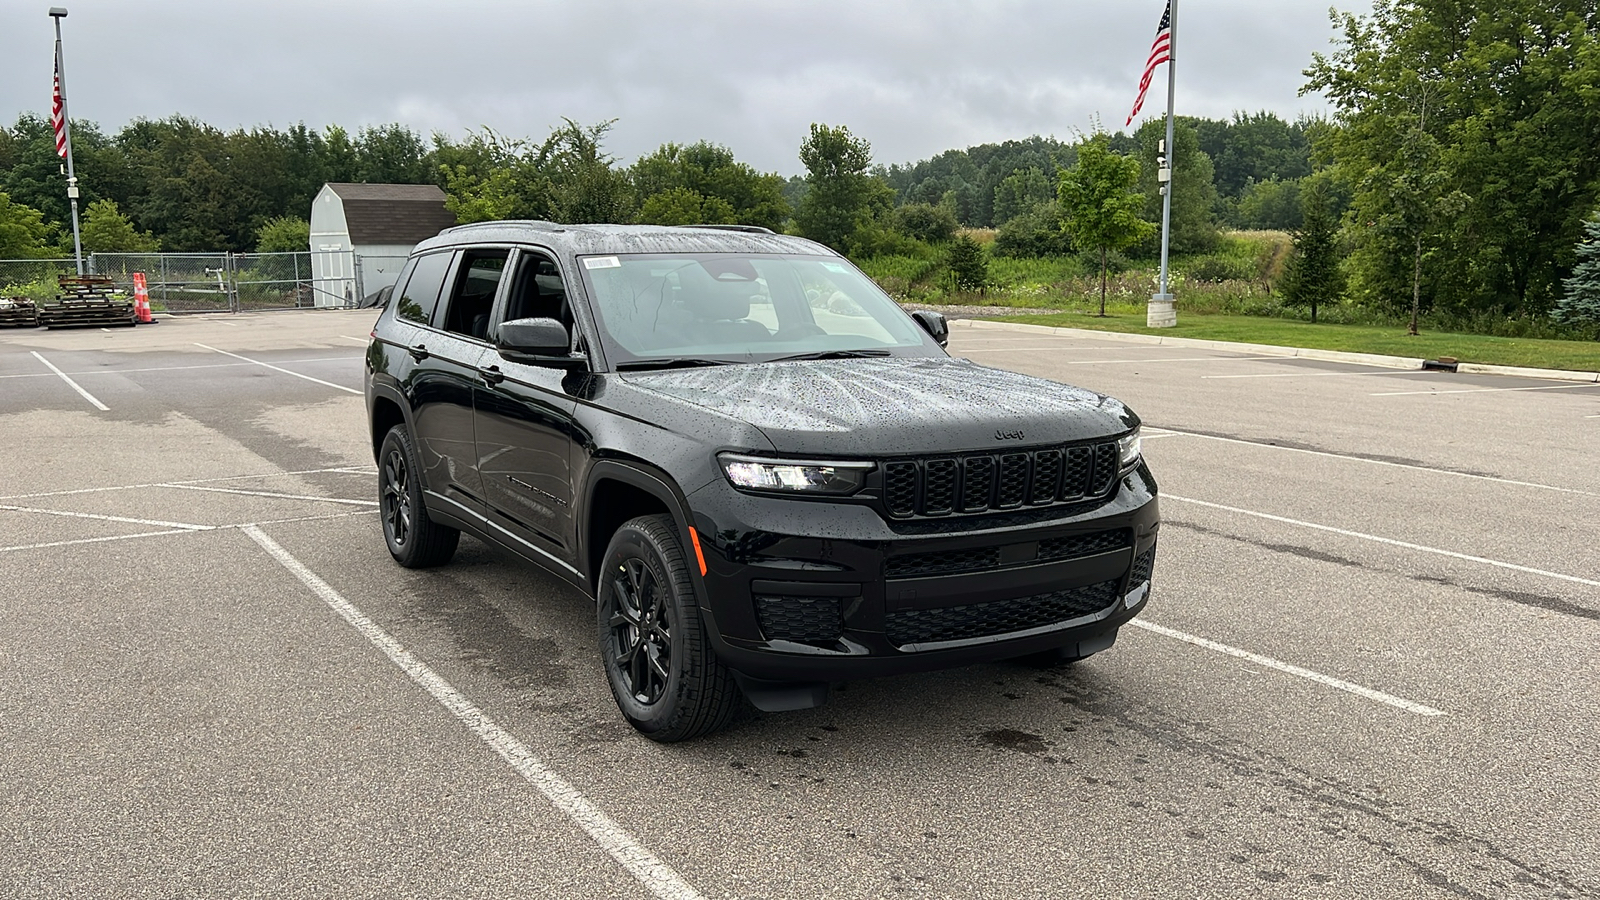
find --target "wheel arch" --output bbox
[368,384,411,462]
[581,460,702,600]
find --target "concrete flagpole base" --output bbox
[1148,294,1177,328]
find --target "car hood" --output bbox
[618,357,1138,456]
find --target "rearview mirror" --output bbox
[498,317,573,360]
[911,309,949,348]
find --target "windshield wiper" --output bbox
[769,349,893,362]
[615,357,734,371]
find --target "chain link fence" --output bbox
[0,250,372,313]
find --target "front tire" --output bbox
[597,514,738,742]
[378,425,459,568]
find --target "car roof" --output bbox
[414,221,838,258]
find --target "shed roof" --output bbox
[325,183,458,245]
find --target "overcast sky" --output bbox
[2,1,1367,176]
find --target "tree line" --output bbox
[2,0,1596,329]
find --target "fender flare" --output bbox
[579,459,707,604]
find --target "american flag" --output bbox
[51,53,68,159]
[1126,2,1173,127]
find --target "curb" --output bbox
[961,320,1600,384]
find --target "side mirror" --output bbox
[498,317,574,361]
[911,309,949,348]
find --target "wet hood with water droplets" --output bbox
[618,357,1137,456]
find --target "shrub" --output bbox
[993,200,1073,258]
[894,203,959,244]
[1185,255,1254,283]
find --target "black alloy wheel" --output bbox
[377,425,459,568]
[609,558,673,705]
[597,514,739,742]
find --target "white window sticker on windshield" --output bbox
[584,256,622,269]
[823,263,847,273]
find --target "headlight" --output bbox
[1118,429,1142,472]
[718,454,873,495]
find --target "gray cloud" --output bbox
[2,0,1366,176]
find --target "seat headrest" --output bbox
[678,264,753,321]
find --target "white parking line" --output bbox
[194,343,362,395]
[340,335,371,344]
[0,529,196,554]
[243,526,708,900]
[0,466,374,502]
[164,484,378,506]
[1372,383,1600,397]
[31,351,109,411]
[1165,493,1600,589]
[0,503,212,531]
[1150,429,1597,498]
[1129,620,1445,716]
[0,358,360,380]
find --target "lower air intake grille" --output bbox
[886,580,1121,647]
[1129,543,1157,588]
[755,596,843,643]
[1039,529,1131,562]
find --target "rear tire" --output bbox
[597,514,738,742]
[378,425,459,568]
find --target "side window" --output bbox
[440,249,509,340]
[395,251,452,327]
[499,250,573,332]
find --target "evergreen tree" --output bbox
[1280,183,1344,323]
[945,235,989,293]
[1555,217,1600,327]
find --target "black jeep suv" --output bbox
[364,222,1159,741]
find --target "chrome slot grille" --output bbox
[755,595,843,643]
[886,579,1121,647]
[881,440,1120,519]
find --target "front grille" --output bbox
[1129,542,1157,588]
[886,580,1122,647]
[881,440,1121,519]
[885,528,1131,580]
[755,595,843,643]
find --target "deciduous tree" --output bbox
[1058,136,1155,315]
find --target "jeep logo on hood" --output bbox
[995,429,1026,441]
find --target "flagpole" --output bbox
[51,7,84,276]
[1149,0,1178,328]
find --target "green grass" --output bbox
[985,311,1600,372]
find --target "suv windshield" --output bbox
[576,253,940,366]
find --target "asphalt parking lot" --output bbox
[2,309,1598,899]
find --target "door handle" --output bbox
[408,344,429,361]
[477,365,505,386]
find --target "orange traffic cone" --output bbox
[132,272,156,324]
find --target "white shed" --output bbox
[309,183,458,307]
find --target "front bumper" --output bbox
[685,464,1160,682]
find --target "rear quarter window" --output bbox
[395,251,454,327]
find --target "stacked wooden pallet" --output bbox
[0,297,38,328]
[36,275,136,329]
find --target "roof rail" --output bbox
[441,219,566,234]
[679,224,776,235]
